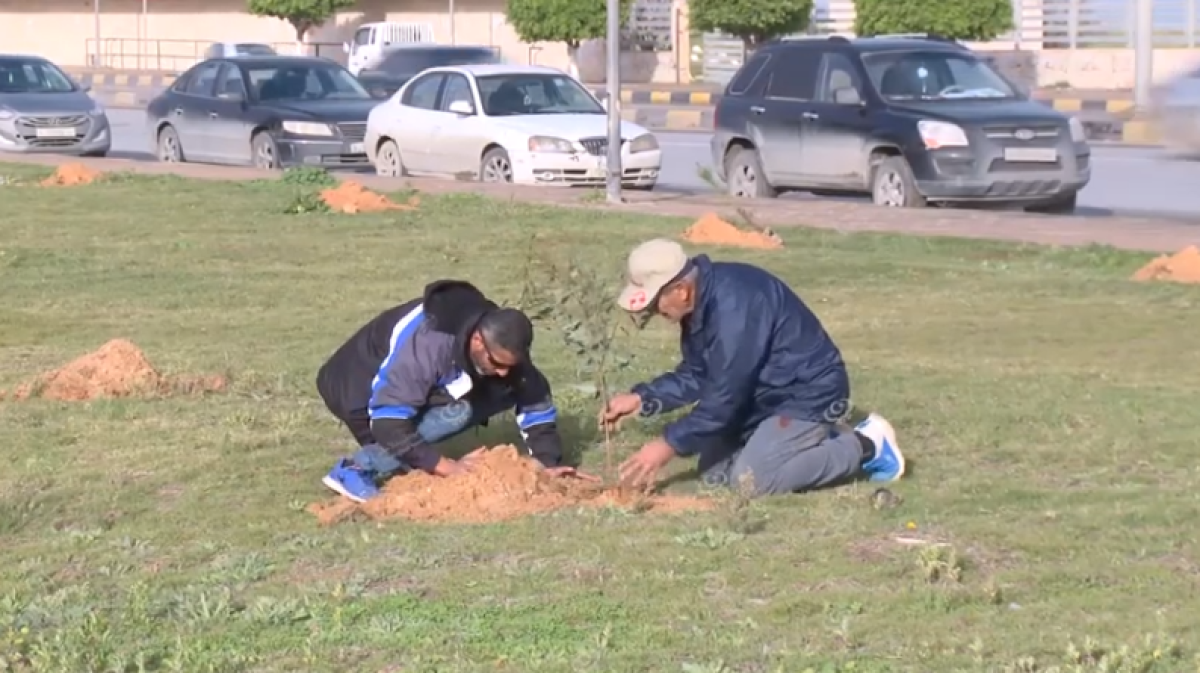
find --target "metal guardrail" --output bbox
[82,38,347,71]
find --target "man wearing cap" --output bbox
[316,279,592,502]
[601,240,905,497]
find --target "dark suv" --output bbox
[710,35,1090,213]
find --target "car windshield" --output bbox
[378,47,499,79]
[245,63,371,101]
[235,44,276,56]
[0,57,78,94]
[476,73,603,116]
[861,50,1016,101]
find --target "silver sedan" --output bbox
[0,53,111,157]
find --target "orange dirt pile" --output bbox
[1131,245,1200,284]
[3,339,226,402]
[40,163,103,187]
[682,212,783,249]
[308,445,713,525]
[319,181,420,214]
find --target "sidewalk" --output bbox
[1,153,1194,254]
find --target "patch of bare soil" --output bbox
[1132,245,1200,284]
[309,445,712,525]
[320,181,420,214]
[682,212,784,249]
[40,163,103,187]
[2,339,226,402]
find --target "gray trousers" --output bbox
[699,416,863,496]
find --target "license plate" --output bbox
[1003,147,1057,162]
[35,127,76,138]
[349,142,364,154]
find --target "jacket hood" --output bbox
[422,280,497,375]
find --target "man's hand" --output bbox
[542,466,602,482]
[431,448,486,478]
[599,392,643,431]
[618,437,676,488]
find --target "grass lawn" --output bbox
[1,163,1198,673]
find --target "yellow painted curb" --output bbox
[1122,118,1161,144]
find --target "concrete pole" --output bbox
[605,0,623,204]
[93,0,101,67]
[1133,0,1153,110]
[449,0,456,44]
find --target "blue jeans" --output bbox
[350,400,491,476]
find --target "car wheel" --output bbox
[872,156,926,208]
[252,132,280,170]
[1025,192,1077,215]
[375,139,405,177]
[157,126,184,163]
[480,147,513,183]
[724,146,777,199]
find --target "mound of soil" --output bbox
[682,213,783,249]
[41,163,103,187]
[308,445,712,525]
[320,181,420,214]
[1131,245,1200,284]
[4,339,226,402]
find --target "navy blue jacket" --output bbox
[632,255,850,459]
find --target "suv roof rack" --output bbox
[865,32,959,43]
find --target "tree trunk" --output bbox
[291,19,311,56]
[566,43,581,79]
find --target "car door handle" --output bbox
[750,106,765,114]
[802,111,820,120]
[172,108,184,116]
[209,112,218,119]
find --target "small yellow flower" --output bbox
[905,521,917,530]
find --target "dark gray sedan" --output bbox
[0,54,111,157]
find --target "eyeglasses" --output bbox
[481,339,521,370]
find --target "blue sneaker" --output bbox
[322,459,380,503]
[857,413,905,482]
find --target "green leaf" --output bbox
[246,0,355,39]
[688,0,813,47]
[853,0,1013,41]
[506,0,632,49]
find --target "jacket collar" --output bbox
[684,255,713,334]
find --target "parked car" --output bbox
[203,42,277,59]
[344,21,436,76]
[357,45,500,99]
[146,55,380,169]
[710,34,1090,213]
[365,64,661,188]
[0,53,110,157]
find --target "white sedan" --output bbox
[364,63,661,188]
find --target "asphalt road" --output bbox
[105,109,1200,220]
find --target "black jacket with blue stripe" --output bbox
[316,280,563,471]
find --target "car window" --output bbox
[475,73,603,116]
[726,52,771,96]
[862,50,1015,101]
[0,57,77,93]
[216,64,247,98]
[379,47,499,79]
[440,74,474,112]
[818,53,864,105]
[235,43,276,56]
[353,27,371,46]
[183,62,221,97]
[402,73,445,109]
[764,51,818,100]
[246,63,371,101]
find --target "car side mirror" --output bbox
[447,99,474,116]
[218,91,245,103]
[342,42,351,54]
[78,82,91,93]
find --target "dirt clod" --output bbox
[308,445,712,525]
[40,163,103,187]
[5,339,225,402]
[1132,245,1200,284]
[682,212,783,249]
[320,181,420,214]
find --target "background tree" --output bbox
[505,0,631,77]
[854,0,1013,41]
[688,0,814,51]
[247,0,356,50]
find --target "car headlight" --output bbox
[0,107,14,121]
[917,120,969,149]
[527,135,574,153]
[281,121,334,136]
[629,133,658,153]
[89,101,105,117]
[1068,116,1087,143]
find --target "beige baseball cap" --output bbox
[616,239,690,312]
